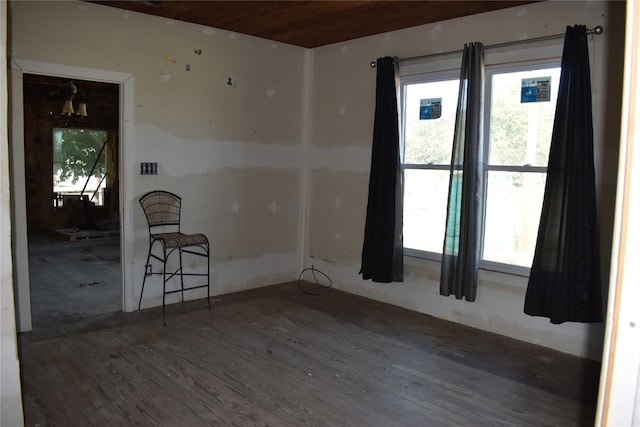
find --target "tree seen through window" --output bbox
[53,128,108,206]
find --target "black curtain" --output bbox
[360,56,403,283]
[524,25,602,324]
[440,43,485,301]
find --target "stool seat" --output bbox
[151,232,208,248]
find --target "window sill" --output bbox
[404,248,531,278]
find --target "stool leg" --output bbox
[138,240,153,311]
[206,244,211,313]
[162,246,167,326]
[179,248,185,303]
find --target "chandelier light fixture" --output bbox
[51,80,88,126]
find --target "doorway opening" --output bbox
[23,73,122,334]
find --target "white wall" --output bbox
[307,1,626,359]
[1,1,25,424]
[8,0,307,330]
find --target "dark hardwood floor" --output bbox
[19,282,600,426]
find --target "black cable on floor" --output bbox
[298,266,332,295]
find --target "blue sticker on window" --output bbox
[419,98,442,120]
[521,77,551,103]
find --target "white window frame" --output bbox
[399,40,565,276]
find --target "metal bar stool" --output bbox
[138,190,210,325]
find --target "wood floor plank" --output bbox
[212,298,449,426]
[168,309,376,426]
[196,308,405,426]
[19,283,600,426]
[248,298,563,426]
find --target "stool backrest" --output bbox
[139,190,182,230]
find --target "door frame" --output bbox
[10,59,135,331]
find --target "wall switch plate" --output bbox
[140,162,158,175]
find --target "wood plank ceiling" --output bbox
[88,1,538,48]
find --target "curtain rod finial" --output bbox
[370,61,377,68]
[592,25,604,35]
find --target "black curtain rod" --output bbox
[370,25,604,67]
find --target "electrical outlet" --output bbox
[145,264,152,275]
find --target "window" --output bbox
[401,58,561,271]
[53,128,109,207]
[483,66,560,267]
[402,76,459,254]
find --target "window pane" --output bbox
[403,79,459,164]
[53,128,108,207]
[489,67,560,167]
[483,171,546,267]
[403,169,450,253]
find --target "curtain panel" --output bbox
[524,25,603,324]
[440,43,485,301]
[360,56,404,283]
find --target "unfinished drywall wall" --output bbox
[307,0,625,359]
[309,170,368,264]
[9,0,305,320]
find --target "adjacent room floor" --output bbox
[27,232,121,337]
[18,282,601,426]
